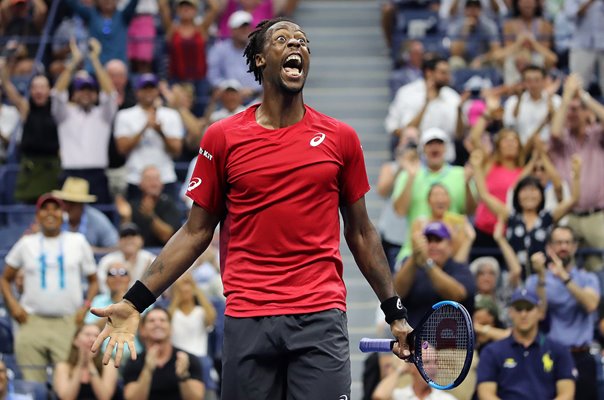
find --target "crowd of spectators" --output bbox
[0,0,604,399]
[370,0,604,398]
[0,0,297,398]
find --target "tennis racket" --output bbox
[360,300,474,390]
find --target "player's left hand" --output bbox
[390,319,413,360]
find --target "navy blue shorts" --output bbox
[221,308,351,400]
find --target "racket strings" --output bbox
[416,305,471,387]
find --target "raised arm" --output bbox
[0,59,28,118]
[341,196,412,357]
[552,155,581,223]
[53,38,83,93]
[493,219,521,288]
[89,39,115,94]
[470,150,510,221]
[551,74,582,139]
[392,152,420,216]
[91,204,220,365]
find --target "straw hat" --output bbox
[52,177,97,203]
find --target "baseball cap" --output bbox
[219,79,242,91]
[119,222,140,237]
[73,75,97,91]
[228,10,253,29]
[135,73,158,90]
[510,288,539,306]
[176,0,199,6]
[423,221,451,240]
[420,127,449,147]
[36,193,64,211]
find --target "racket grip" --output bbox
[359,338,396,353]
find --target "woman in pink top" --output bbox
[469,97,534,254]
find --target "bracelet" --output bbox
[563,276,572,286]
[423,258,435,271]
[380,296,408,325]
[123,281,156,313]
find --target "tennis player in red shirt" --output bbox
[92,17,412,399]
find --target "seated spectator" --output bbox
[159,0,220,116]
[114,73,185,200]
[408,183,476,263]
[388,40,424,99]
[0,359,31,400]
[493,0,557,85]
[122,307,205,400]
[526,225,600,400]
[473,295,509,354]
[472,149,580,274]
[208,79,248,124]
[52,39,118,204]
[168,273,216,359]
[385,58,461,162]
[394,221,476,327]
[52,177,119,254]
[64,0,140,66]
[207,10,262,104]
[550,74,604,271]
[97,222,155,293]
[372,347,457,400]
[53,324,119,400]
[448,0,501,69]
[0,0,47,58]
[0,193,98,382]
[476,288,575,399]
[0,62,59,203]
[119,165,183,248]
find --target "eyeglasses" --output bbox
[551,240,574,246]
[512,303,535,312]
[108,268,129,277]
[534,166,545,172]
[426,235,444,243]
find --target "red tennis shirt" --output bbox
[186,104,370,317]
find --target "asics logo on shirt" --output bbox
[310,133,326,147]
[188,177,202,191]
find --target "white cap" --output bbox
[219,79,242,91]
[420,127,450,147]
[228,10,253,29]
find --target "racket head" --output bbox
[411,300,474,390]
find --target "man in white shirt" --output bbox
[0,193,98,383]
[385,57,461,163]
[503,65,561,146]
[114,73,184,200]
[52,38,118,204]
[0,91,20,162]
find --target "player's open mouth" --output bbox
[282,54,303,78]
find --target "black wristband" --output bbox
[123,280,156,313]
[563,276,572,286]
[380,296,408,325]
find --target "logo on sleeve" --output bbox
[310,132,326,147]
[199,147,213,161]
[187,177,202,191]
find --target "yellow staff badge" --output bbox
[503,358,517,368]
[542,353,553,373]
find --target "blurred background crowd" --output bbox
[0,0,603,398]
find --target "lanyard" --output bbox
[39,233,65,290]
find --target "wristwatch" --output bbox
[423,258,435,271]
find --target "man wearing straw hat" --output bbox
[52,177,119,254]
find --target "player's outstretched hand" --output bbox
[90,301,141,367]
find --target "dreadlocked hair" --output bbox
[244,17,296,84]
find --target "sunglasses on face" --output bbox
[426,235,444,243]
[108,268,129,277]
[512,303,535,312]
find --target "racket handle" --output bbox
[359,338,396,353]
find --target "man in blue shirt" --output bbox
[476,288,575,399]
[526,224,600,400]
